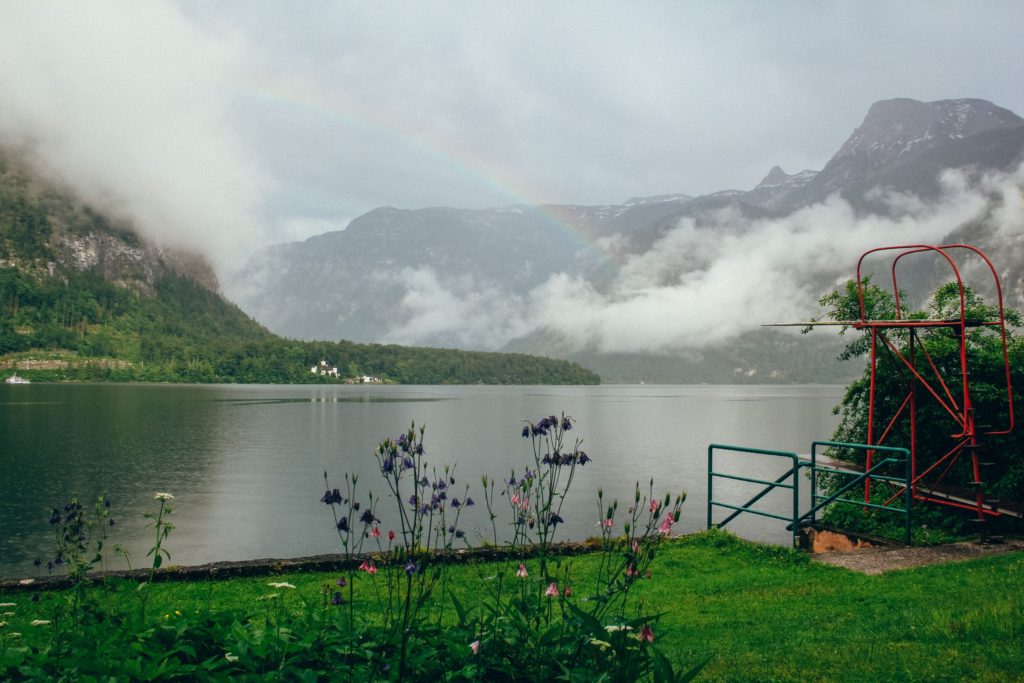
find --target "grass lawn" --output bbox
[2,531,1022,681]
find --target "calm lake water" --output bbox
[0,383,842,578]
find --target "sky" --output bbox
[2,0,1024,276]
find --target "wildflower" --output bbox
[336,576,347,587]
[658,516,673,535]
[320,489,343,505]
[268,582,296,589]
[578,451,591,465]
[602,518,614,529]
[549,513,564,527]
[359,561,378,575]
[563,586,572,597]
[588,638,611,650]
[451,498,461,508]
[626,564,637,578]
[605,624,632,633]
[336,517,349,532]
[455,529,465,539]
[466,497,475,507]
[332,591,343,606]
[640,624,654,643]
[545,582,559,597]
[650,499,660,513]
[154,492,174,501]
[516,563,528,578]
[632,539,641,553]
[18,579,33,586]
[371,526,381,538]
[405,561,417,576]
[225,652,239,663]
[359,509,376,525]
[0,603,14,608]
[521,425,530,438]
[402,456,414,470]
[562,415,573,431]
[30,619,50,626]
[469,640,480,655]
[388,530,396,541]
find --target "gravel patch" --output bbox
[812,538,1024,574]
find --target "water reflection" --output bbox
[0,384,842,577]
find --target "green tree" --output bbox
[815,280,1023,534]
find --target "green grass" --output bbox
[3,531,1022,681]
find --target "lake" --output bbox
[0,383,843,578]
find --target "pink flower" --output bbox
[510,494,520,505]
[658,516,673,535]
[602,518,614,529]
[358,561,377,575]
[371,527,381,538]
[563,585,572,597]
[631,539,641,553]
[544,582,559,598]
[469,640,480,655]
[649,499,660,513]
[640,624,654,642]
[388,530,396,541]
[516,563,528,579]
[625,564,637,578]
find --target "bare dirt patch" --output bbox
[812,538,1024,574]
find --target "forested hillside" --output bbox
[0,152,599,385]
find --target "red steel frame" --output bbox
[854,244,1015,520]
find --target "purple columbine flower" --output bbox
[332,591,343,605]
[521,425,530,438]
[561,416,572,431]
[336,576,346,587]
[336,517,349,532]
[419,476,430,487]
[404,560,417,576]
[451,498,461,508]
[465,497,475,507]
[403,457,414,470]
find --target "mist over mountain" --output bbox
[228,98,1024,382]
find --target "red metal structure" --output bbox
[853,244,1015,522]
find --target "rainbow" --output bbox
[238,84,621,265]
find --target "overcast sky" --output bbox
[2,1,1024,271]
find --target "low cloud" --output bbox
[382,164,1023,354]
[0,1,267,273]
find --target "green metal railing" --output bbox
[807,441,912,546]
[707,444,804,547]
[707,441,912,546]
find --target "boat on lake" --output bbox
[4,373,30,384]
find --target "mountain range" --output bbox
[227,98,1024,383]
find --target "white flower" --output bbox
[267,582,295,589]
[0,603,15,607]
[0,621,7,628]
[18,579,34,585]
[604,624,633,633]
[154,492,175,501]
[2,612,14,617]
[31,619,51,626]
[225,652,239,663]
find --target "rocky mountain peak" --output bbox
[829,98,1023,167]
[755,166,789,189]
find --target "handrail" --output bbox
[707,440,913,547]
[707,444,803,547]
[808,441,912,545]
